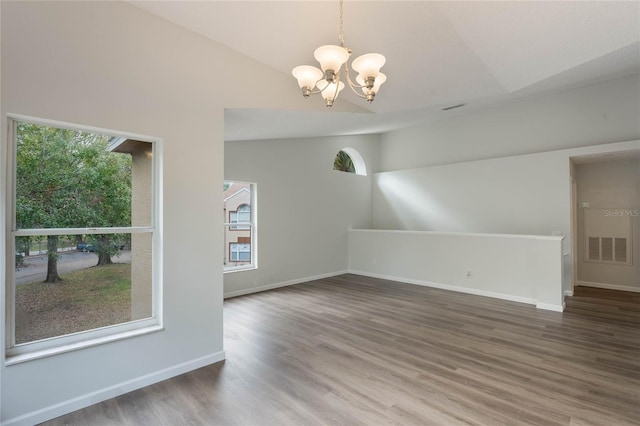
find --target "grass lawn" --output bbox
[15,263,131,344]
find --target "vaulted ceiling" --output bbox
[130,1,640,141]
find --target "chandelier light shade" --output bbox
[351,53,386,78]
[314,45,350,72]
[318,80,345,107]
[292,65,324,97]
[292,0,386,107]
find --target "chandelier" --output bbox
[292,0,386,107]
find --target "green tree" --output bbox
[15,122,131,282]
[333,150,355,173]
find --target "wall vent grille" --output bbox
[615,238,628,263]
[588,237,600,261]
[587,236,629,264]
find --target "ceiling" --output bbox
[129,1,640,141]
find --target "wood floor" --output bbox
[44,275,640,425]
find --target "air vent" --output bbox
[585,209,633,265]
[615,238,627,263]
[588,237,600,260]
[601,237,613,261]
[588,236,630,264]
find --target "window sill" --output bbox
[224,265,257,274]
[5,324,163,366]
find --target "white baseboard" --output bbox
[3,351,226,426]
[224,270,348,299]
[577,281,640,293]
[348,269,543,307]
[564,290,574,297]
[536,302,564,312]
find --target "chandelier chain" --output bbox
[338,0,345,47]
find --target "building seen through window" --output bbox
[224,181,256,271]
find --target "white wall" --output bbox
[380,74,640,172]
[0,2,340,424]
[348,230,564,311]
[375,74,640,298]
[224,135,379,297]
[373,140,640,296]
[576,159,640,290]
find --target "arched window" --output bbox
[333,147,367,176]
[230,204,250,230]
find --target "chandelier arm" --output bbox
[342,65,369,99]
[331,80,340,99]
[343,65,366,90]
[347,86,369,99]
[307,78,330,95]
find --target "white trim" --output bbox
[5,323,163,365]
[223,264,258,274]
[349,228,564,241]
[347,269,539,306]
[536,303,564,312]
[224,270,348,299]
[1,351,225,426]
[564,290,574,297]
[577,281,640,293]
[13,227,153,236]
[6,113,159,144]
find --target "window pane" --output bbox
[15,122,153,229]
[238,211,250,223]
[14,232,151,345]
[333,150,355,173]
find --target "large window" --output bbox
[224,181,256,272]
[5,116,162,362]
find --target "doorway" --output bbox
[570,150,640,295]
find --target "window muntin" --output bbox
[5,116,161,360]
[224,182,256,272]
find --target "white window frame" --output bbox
[224,181,257,273]
[3,114,163,364]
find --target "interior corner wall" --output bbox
[379,73,640,172]
[0,2,322,424]
[224,134,380,297]
[575,159,640,290]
